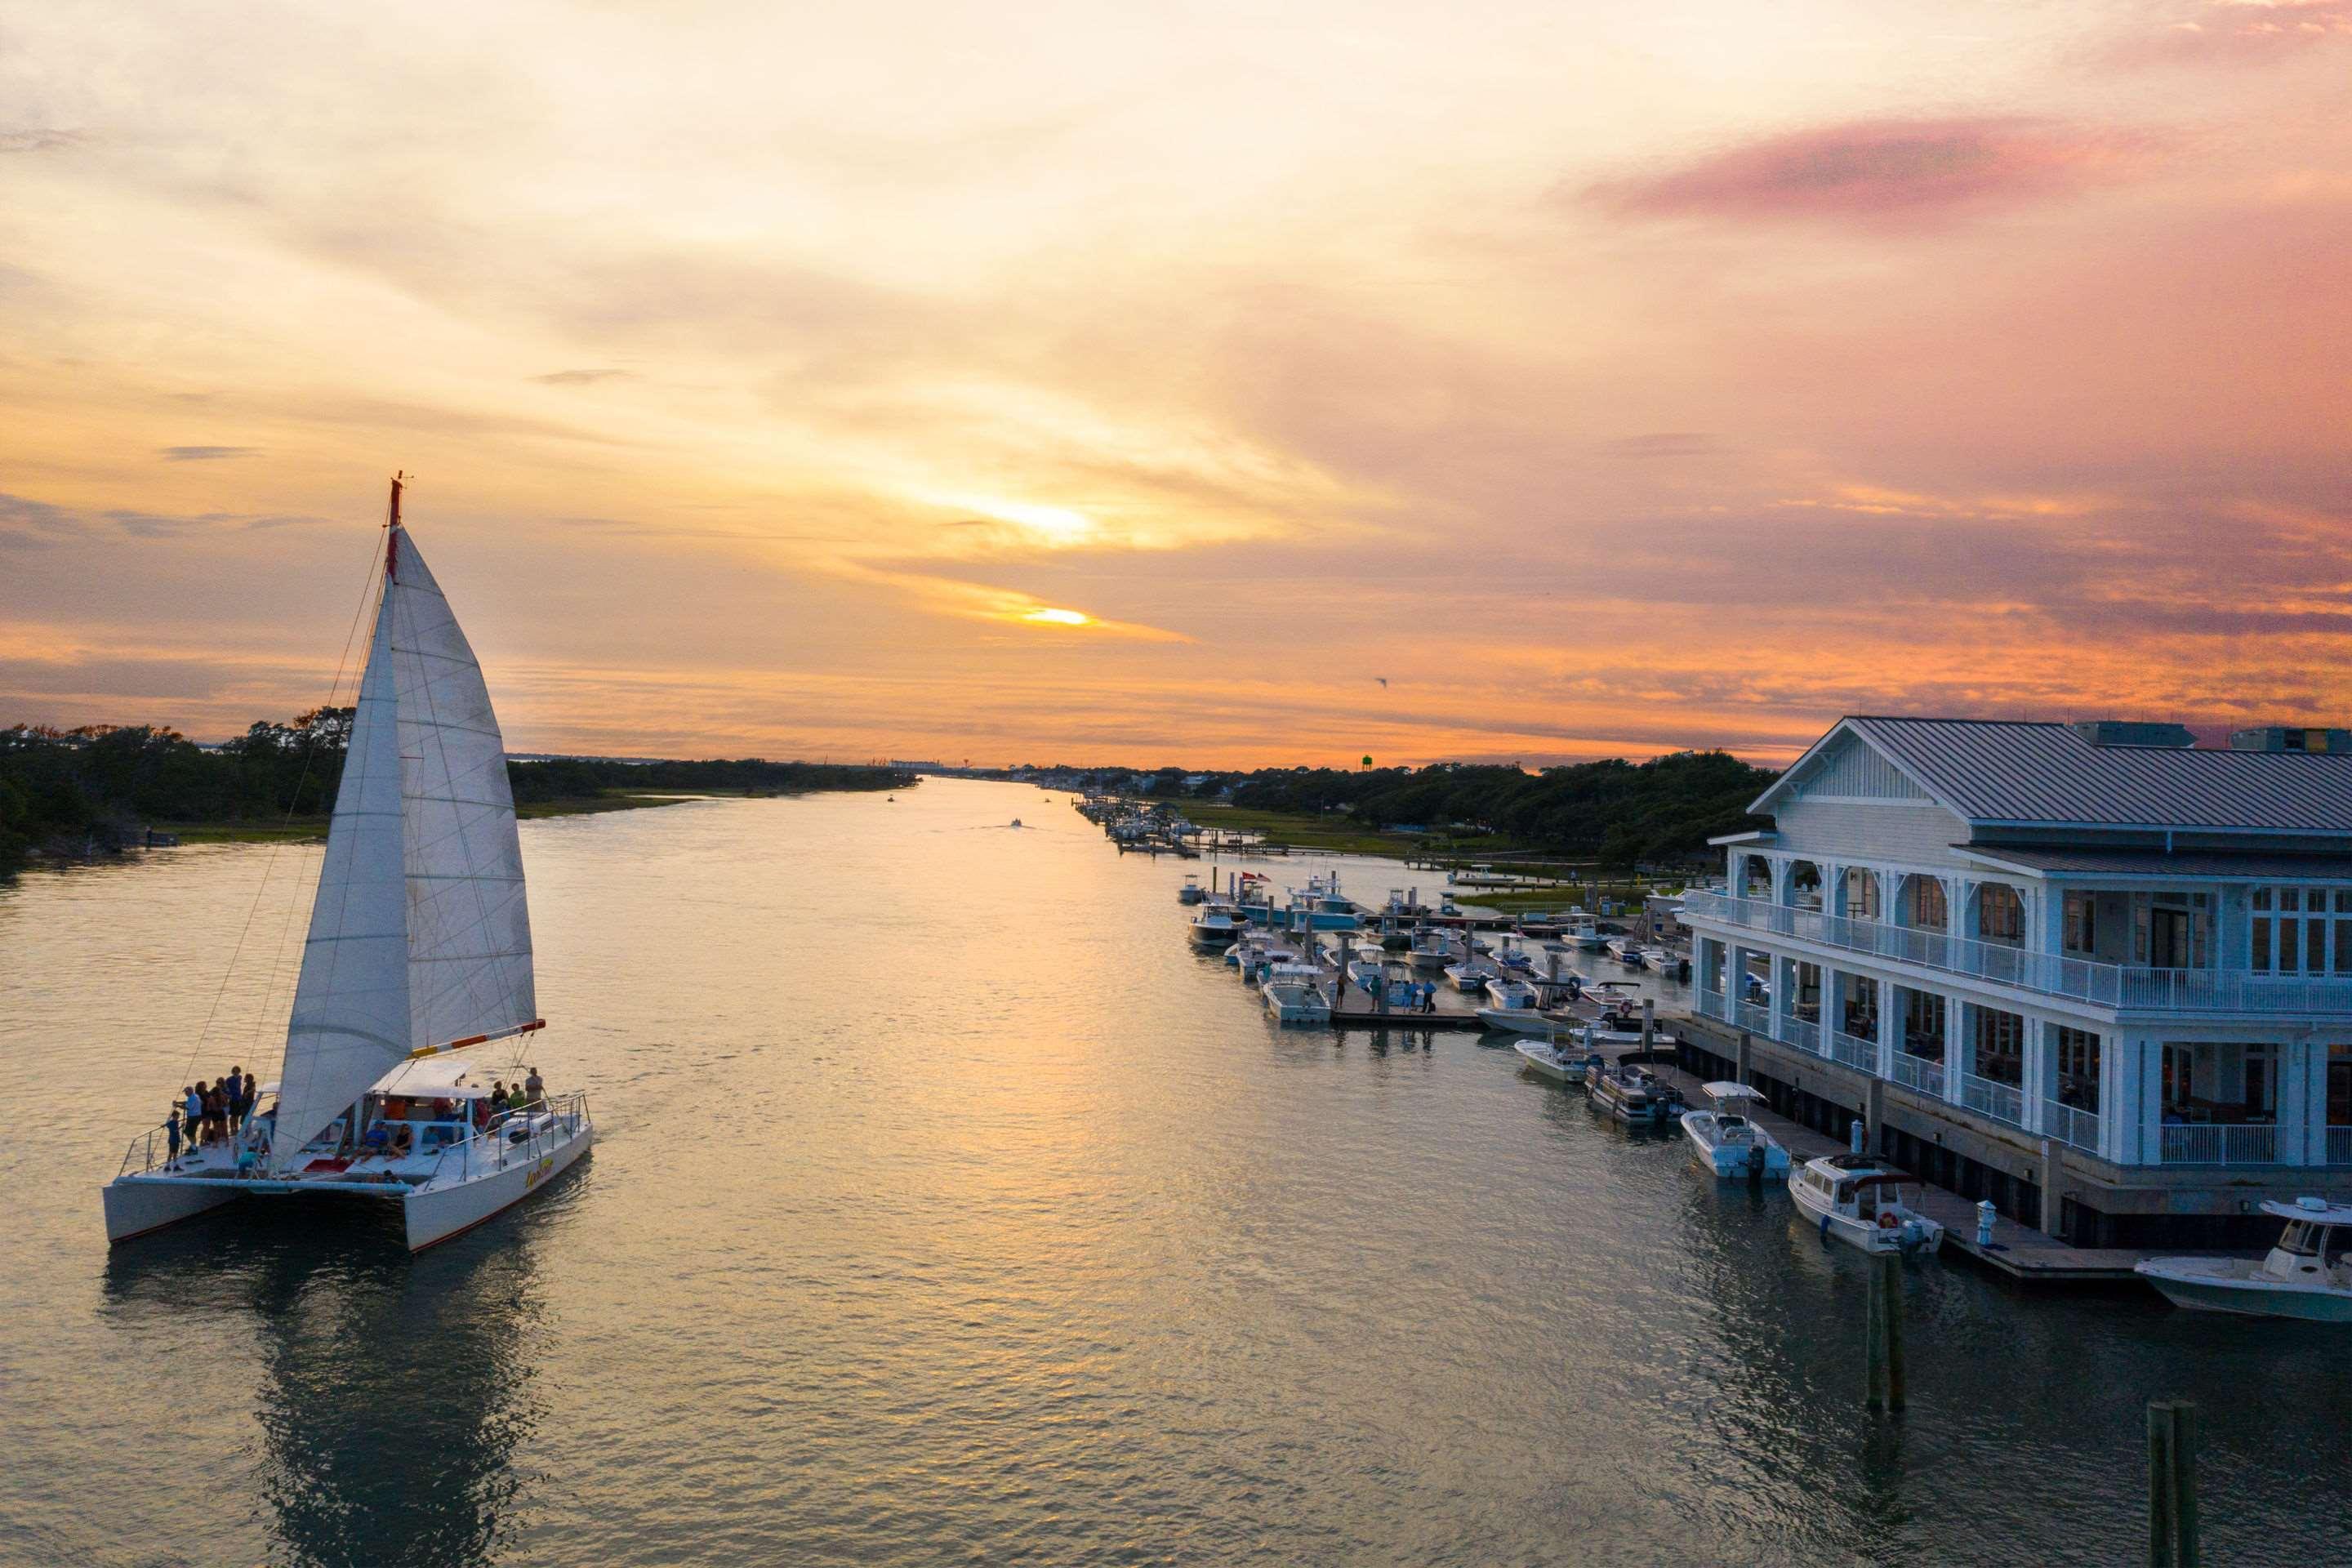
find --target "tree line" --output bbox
[0,717,908,875]
[1031,750,1778,868]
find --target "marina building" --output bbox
[1681,716,2352,1248]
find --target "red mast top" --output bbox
[385,472,404,581]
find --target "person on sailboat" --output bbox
[165,1102,183,1169]
[523,1067,544,1110]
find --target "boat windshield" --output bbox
[2279,1219,2324,1257]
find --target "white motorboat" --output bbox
[1565,919,1606,952]
[1444,956,1499,993]
[1513,1038,1597,1084]
[1476,976,1547,1033]
[1406,930,1454,971]
[1261,966,1334,1026]
[2136,1199,2352,1320]
[1178,875,1206,905]
[1606,938,1647,969]
[1189,906,1247,944]
[1788,1155,1945,1256]
[1588,1060,1682,1125]
[1681,1082,1791,1179]
[102,477,593,1253]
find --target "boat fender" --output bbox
[1877,1211,1899,1230]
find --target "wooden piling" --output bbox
[2147,1400,2199,1568]
[1865,1253,1907,1414]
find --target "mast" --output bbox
[386,472,403,581]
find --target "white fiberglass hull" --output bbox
[1477,1007,1549,1034]
[102,1174,246,1244]
[1788,1177,1944,1256]
[403,1121,593,1250]
[1513,1041,1587,1083]
[2135,1259,2352,1321]
[1681,1113,1791,1178]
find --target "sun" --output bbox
[1022,607,1093,626]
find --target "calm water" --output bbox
[4,778,2349,1566]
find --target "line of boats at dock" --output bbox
[1176,866,2352,1313]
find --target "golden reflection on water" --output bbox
[7,780,2352,1566]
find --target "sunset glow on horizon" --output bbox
[4,2,2349,767]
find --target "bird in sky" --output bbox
[1375,677,1388,688]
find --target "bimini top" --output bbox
[370,1054,493,1099]
[1701,1081,1766,1102]
[1755,717,2352,836]
[2264,1197,2352,1225]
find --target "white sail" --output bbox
[385,530,536,1056]
[270,515,534,1169]
[270,608,411,1169]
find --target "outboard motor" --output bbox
[1745,1144,1766,1184]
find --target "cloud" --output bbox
[2106,1,2352,67]
[0,129,78,154]
[1600,432,1719,459]
[529,368,634,385]
[1584,118,2153,225]
[158,445,259,461]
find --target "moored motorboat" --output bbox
[2136,1199,2352,1320]
[1178,875,1207,905]
[1587,1059,1682,1125]
[1262,966,1334,1026]
[101,477,593,1253]
[1189,906,1247,944]
[1407,930,1454,971]
[1444,956,1499,993]
[1788,1155,1944,1255]
[1681,1082,1791,1179]
[1514,1038,1597,1084]
[1476,975,1546,1032]
[1605,938,1647,969]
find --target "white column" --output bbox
[1877,982,1900,1079]
[1944,996,1970,1105]
[2278,1039,2316,1167]
[1769,952,1789,1042]
[2022,1018,2049,1134]
[2105,1035,2154,1166]
[1820,963,1842,1057]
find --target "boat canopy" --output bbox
[2264,1197,2352,1224]
[1701,1081,1764,1102]
[370,1054,488,1098]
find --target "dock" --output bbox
[1635,1053,2149,1285]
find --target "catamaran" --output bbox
[102,478,593,1252]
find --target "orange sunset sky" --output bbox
[2,2,2348,767]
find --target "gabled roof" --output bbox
[1754,717,2352,835]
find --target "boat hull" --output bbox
[1680,1114,1791,1178]
[2135,1263,2352,1321]
[403,1123,593,1250]
[1513,1042,1588,1083]
[101,1175,246,1244]
[1788,1178,1944,1255]
[1476,1007,1549,1034]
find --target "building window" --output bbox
[1907,876,1948,932]
[2054,1026,2100,1112]
[2064,891,2096,956]
[1974,1007,2024,1085]
[1979,884,2025,944]
[2250,885,2350,976]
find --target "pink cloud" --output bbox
[1585,118,2153,225]
[2108,2,2352,68]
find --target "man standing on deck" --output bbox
[523,1066,545,1109]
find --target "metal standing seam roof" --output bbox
[1952,845,2352,880]
[1775,717,2352,834]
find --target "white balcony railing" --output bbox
[1891,1051,1944,1099]
[1696,991,1729,1022]
[1784,1018,1821,1055]
[2044,1099,2101,1153]
[1962,1071,2025,1128]
[1830,1030,1878,1071]
[1738,1001,1771,1036]
[2159,1123,2280,1165]
[2330,1126,2352,1167]
[1685,891,2352,1014]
